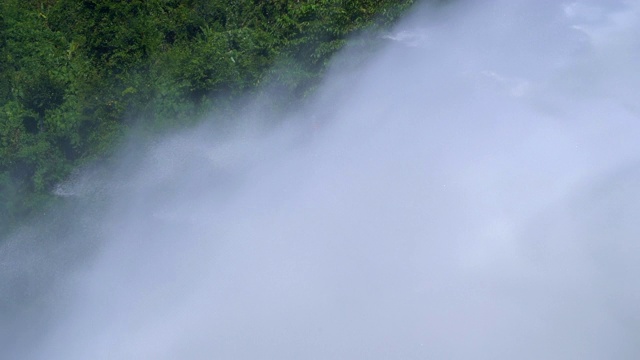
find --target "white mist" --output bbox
[2,0,639,359]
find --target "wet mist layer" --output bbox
[2,0,640,359]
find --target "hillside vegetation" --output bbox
[0,0,417,234]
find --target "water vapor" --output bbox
[2,0,640,359]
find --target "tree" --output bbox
[0,0,416,237]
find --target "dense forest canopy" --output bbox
[0,0,417,235]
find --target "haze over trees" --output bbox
[0,0,415,234]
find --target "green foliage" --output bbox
[0,0,416,236]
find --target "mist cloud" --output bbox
[2,0,640,359]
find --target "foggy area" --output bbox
[2,0,640,358]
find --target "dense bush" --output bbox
[0,0,417,235]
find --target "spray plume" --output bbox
[1,0,640,359]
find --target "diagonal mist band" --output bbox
[2,1,640,359]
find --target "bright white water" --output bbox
[2,0,640,359]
